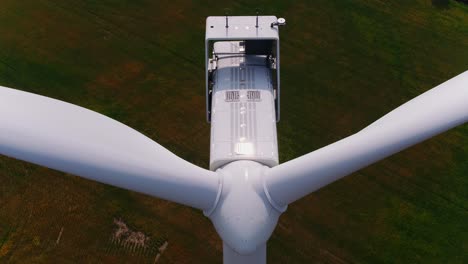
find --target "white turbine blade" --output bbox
[0,86,219,211]
[265,70,468,208]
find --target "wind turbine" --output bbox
[0,16,467,264]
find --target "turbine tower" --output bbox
[0,15,467,264]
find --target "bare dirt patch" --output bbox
[112,218,150,248]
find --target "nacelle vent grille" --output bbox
[225,91,240,102]
[247,91,261,101]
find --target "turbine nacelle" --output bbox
[205,160,283,255]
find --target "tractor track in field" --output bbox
[319,248,351,264]
[39,0,201,74]
[0,55,22,86]
[380,161,468,213]
[0,58,17,73]
[3,204,33,262]
[1,1,467,263]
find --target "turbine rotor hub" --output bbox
[204,160,285,255]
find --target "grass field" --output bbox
[0,0,467,263]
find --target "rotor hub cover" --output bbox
[206,160,283,255]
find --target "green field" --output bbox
[0,0,467,263]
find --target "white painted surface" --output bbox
[207,161,281,256]
[0,14,466,264]
[205,16,282,122]
[206,16,279,40]
[223,242,266,264]
[209,41,278,170]
[265,70,468,207]
[0,86,220,211]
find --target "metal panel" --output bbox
[205,16,282,123]
[209,41,278,170]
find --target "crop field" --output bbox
[0,0,467,263]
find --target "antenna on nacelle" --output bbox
[255,8,259,28]
[224,9,229,28]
